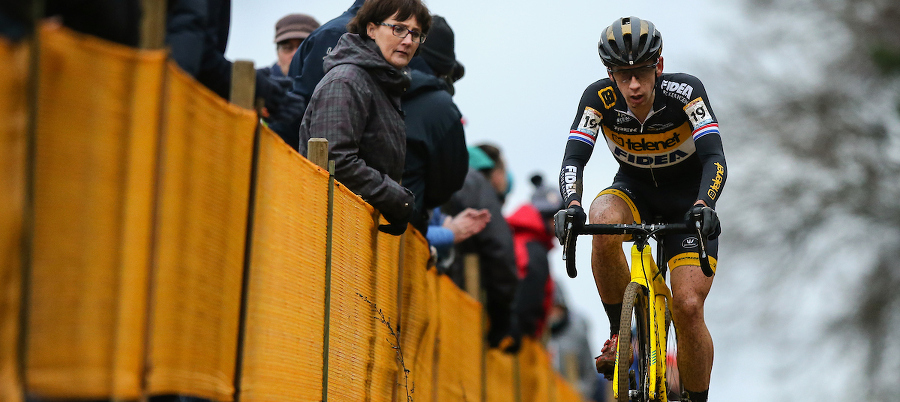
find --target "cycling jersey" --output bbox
[558,73,727,209]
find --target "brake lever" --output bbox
[694,220,714,277]
[560,214,579,278]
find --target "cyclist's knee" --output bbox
[671,293,705,325]
[589,194,631,225]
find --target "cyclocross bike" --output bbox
[558,216,713,402]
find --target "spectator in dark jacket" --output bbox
[297,0,431,236]
[1,0,140,44]
[443,145,518,349]
[507,174,564,340]
[283,0,365,149]
[401,15,469,235]
[261,13,319,78]
[165,0,304,138]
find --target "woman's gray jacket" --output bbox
[299,33,414,227]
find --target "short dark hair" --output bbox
[347,0,432,39]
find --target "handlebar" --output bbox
[561,220,714,278]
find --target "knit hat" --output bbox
[418,16,461,77]
[274,14,320,43]
[530,174,564,218]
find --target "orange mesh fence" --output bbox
[436,274,484,402]
[400,246,439,402]
[554,374,584,402]
[518,337,553,402]
[0,34,29,402]
[323,182,376,400]
[8,22,587,402]
[486,349,516,402]
[26,25,165,399]
[366,224,402,401]
[145,61,257,401]
[237,128,328,401]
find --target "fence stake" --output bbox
[463,253,480,300]
[18,1,46,399]
[230,60,256,109]
[322,160,336,402]
[139,0,166,50]
[307,138,329,169]
[233,96,263,402]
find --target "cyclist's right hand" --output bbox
[553,205,586,245]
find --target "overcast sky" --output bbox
[227,1,746,399]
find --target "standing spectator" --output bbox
[473,143,513,204]
[262,13,319,78]
[1,0,140,44]
[283,0,364,149]
[165,0,305,137]
[547,286,602,401]
[297,0,432,236]
[507,174,564,341]
[401,15,469,236]
[443,145,518,349]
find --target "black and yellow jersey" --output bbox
[558,73,727,209]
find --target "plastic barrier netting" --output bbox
[26,26,165,399]
[237,128,328,401]
[518,338,553,402]
[0,34,28,402]
[145,61,257,401]
[5,23,588,402]
[486,349,515,402]
[400,245,439,401]
[436,275,484,402]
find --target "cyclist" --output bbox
[555,16,726,402]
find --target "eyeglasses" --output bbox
[608,62,659,84]
[378,22,427,44]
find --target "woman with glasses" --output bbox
[298,0,431,236]
[555,16,727,402]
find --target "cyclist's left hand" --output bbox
[686,204,721,240]
[553,205,586,245]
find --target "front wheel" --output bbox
[665,307,682,401]
[617,282,650,402]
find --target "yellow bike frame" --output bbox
[612,243,672,401]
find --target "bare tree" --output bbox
[710,0,900,399]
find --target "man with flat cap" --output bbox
[267,13,319,77]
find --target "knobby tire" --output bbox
[618,282,650,402]
[665,307,682,401]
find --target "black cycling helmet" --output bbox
[598,16,663,67]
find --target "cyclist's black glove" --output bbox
[553,205,586,245]
[378,188,415,236]
[686,204,721,240]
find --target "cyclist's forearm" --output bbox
[695,135,727,208]
[559,139,593,207]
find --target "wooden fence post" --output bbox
[230,60,256,109]
[307,138,329,169]
[463,254,480,300]
[139,0,167,50]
